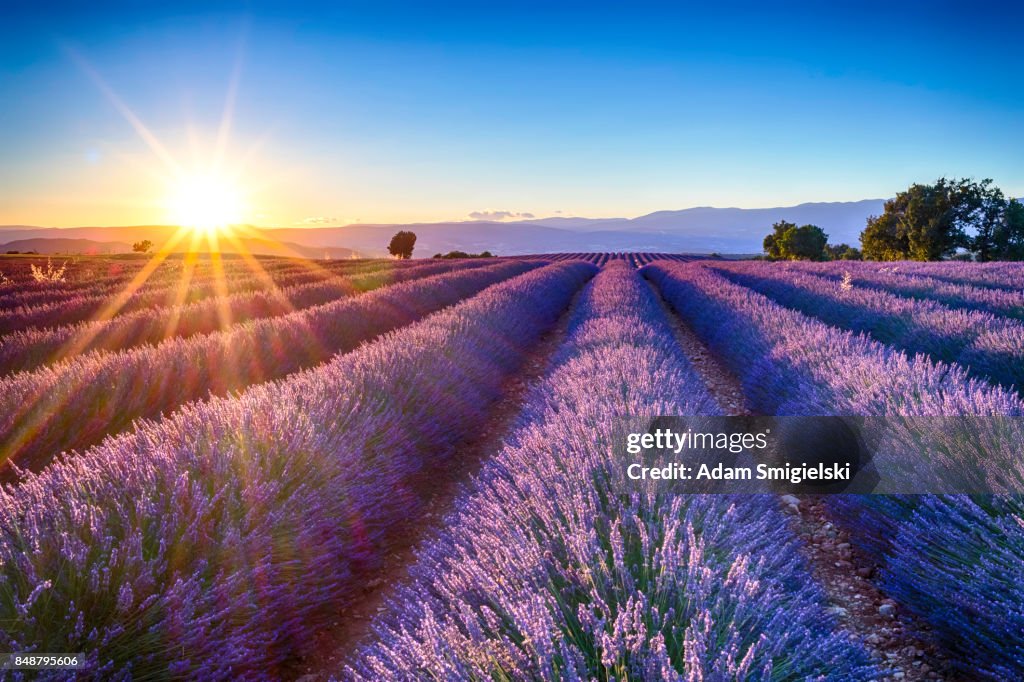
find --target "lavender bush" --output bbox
[0,260,536,474]
[788,262,1024,321]
[0,259,295,319]
[645,261,1024,494]
[0,257,404,332]
[711,262,1024,394]
[0,253,376,303]
[645,261,1024,677]
[797,260,1024,291]
[881,495,1024,680]
[0,261,595,679]
[0,259,482,375]
[643,263,1024,422]
[351,263,875,681]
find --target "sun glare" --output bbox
[165,173,246,234]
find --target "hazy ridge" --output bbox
[1,199,885,256]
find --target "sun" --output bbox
[165,172,247,234]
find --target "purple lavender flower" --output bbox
[350,263,874,680]
[0,260,537,473]
[0,261,595,678]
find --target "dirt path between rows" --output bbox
[786,498,948,680]
[645,275,948,681]
[289,283,588,681]
[646,278,751,417]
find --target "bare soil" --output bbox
[645,278,751,417]
[789,496,949,681]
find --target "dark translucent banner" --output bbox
[616,416,1024,494]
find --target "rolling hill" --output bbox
[0,230,359,259]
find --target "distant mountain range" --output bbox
[0,227,358,259]
[520,200,884,238]
[0,238,133,255]
[1,199,886,257]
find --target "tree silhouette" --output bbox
[388,231,416,259]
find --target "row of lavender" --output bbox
[0,260,535,475]
[788,261,1024,320]
[630,252,705,266]
[0,255,349,308]
[798,259,1024,291]
[0,261,596,679]
[0,258,486,376]
[0,251,382,289]
[0,257,409,333]
[510,252,701,267]
[0,254,211,292]
[645,261,1024,679]
[351,263,875,680]
[710,262,1024,395]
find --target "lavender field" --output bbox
[0,253,1021,680]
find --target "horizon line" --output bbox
[2,197,893,230]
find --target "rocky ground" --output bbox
[786,494,949,681]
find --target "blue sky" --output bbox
[1,1,1021,226]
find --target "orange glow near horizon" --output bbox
[0,42,347,464]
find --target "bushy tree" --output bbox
[860,211,906,261]
[825,243,862,260]
[861,181,960,260]
[432,250,495,259]
[957,179,1004,261]
[387,231,417,259]
[763,220,793,258]
[906,179,963,260]
[993,198,1024,261]
[763,221,829,260]
[860,178,1023,261]
[132,240,153,254]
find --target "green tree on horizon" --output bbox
[992,198,1024,261]
[763,221,829,260]
[860,178,1024,261]
[825,243,862,260]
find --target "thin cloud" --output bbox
[468,210,536,221]
[297,216,340,225]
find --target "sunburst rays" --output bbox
[2,37,355,472]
